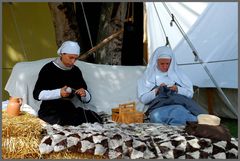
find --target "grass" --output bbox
[220,117,238,138]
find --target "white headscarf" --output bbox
[137,46,193,98]
[53,41,80,70]
[57,41,80,55]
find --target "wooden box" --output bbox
[112,102,144,124]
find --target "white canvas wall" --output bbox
[146,2,238,118]
[146,2,238,88]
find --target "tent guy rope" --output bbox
[161,2,238,117]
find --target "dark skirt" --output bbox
[38,99,103,126]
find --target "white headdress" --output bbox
[57,41,80,55]
[137,46,193,98]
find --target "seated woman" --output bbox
[33,41,102,126]
[137,46,207,125]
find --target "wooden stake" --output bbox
[206,88,214,114]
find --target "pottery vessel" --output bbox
[6,97,22,116]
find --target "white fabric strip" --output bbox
[39,89,61,100]
[81,90,91,103]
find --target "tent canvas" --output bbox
[3,2,238,119]
[2,2,238,159]
[146,2,238,119]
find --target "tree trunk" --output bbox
[96,3,127,65]
[48,2,80,47]
[121,3,144,65]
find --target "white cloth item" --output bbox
[4,59,237,119]
[2,100,9,110]
[177,86,193,97]
[39,88,90,103]
[21,104,38,116]
[197,114,221,126]
[139,90,156,105]
[39,89,61,100]
[57,41,80,55]
[81,90,91,103]
[155,72,175,86]
[158,54,171,59]
[137,46,194,100]
[4,58,146,115]
[53,58,72,70]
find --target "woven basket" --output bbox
[112,102,144,124]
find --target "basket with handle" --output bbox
[112,102,144,124]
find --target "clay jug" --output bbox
[6,97,22,117]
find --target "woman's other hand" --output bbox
[75,88,86,97]
[169,85,178,92]
[160,83,166,87]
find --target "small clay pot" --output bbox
[6,97,22,117]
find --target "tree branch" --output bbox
[78,29,124,60]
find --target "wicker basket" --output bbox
[112,102,144,124]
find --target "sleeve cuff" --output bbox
[81,90,91,103]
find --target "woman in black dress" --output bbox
[33,41,102,126]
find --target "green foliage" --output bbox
[221,117,238,138]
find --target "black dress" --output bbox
[33,61,102,126]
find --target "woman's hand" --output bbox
[75,88,86,97]
[60,85,71,97]
[155,83,166,95]
[160,83,166,87]
[155,87,160,95]
[169,85,178,92]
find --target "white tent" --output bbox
[146,2,238,118]
[4,2,238,120]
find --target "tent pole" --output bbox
[162,2,238,118]
[201,63,238,117]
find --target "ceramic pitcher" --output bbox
[6,97,22,117]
